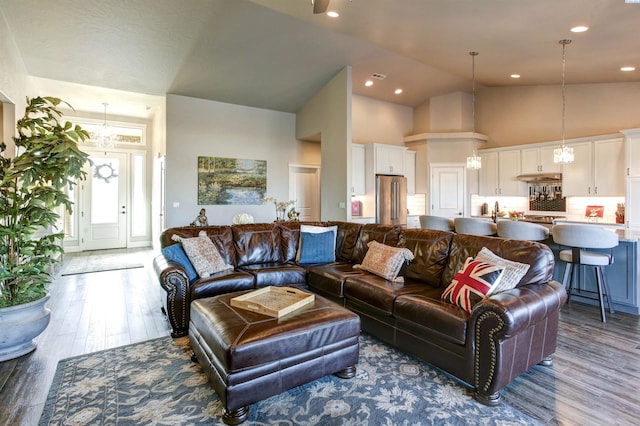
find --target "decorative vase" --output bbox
[0,293,51,362]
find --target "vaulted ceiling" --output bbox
[1,0,639,117]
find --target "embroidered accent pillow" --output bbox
[171,231,233,278]
[441,257,505,313]
[298,231,336,264]
[353,240,414,282]
[475,247,530,295]
[161,244,198,282]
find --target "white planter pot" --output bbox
[0,293,51,362]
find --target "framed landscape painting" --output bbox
[197,156,267,205]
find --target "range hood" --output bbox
[516,173,562,182]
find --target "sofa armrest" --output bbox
[468,280,567,404]
[475,280,568,337]
[153,254,191,337]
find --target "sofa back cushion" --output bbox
[277,222,301,262]
[160,226,236,266]
[399,229,453,288]
[328,221,363,262]
[232,223,283,266]
[442,233,554,288]
[351,224,402,264]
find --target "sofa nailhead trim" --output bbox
[160,270,188,333]
[474,310,504,393]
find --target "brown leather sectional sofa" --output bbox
[153,221,567,404]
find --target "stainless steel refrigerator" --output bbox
[375,174,407,226]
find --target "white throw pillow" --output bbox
[475,247,530,295]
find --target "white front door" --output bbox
[80,152,128,250]
[430,164,465,218]
[289,165,321,221]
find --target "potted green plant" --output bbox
[0,96,89,361]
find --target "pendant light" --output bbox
[96,102,116,150]
[553,39,574,164]
[466,51,482,169]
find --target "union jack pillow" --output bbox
[441,257,505,313]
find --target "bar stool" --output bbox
[497,220,549,241]
[454,217,497,236]
[551,224,618,322]
[419,215,455,231]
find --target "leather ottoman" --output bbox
[189,290,361,425]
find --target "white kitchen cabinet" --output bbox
[405,150,416,195]
[521,146,561,174]
[623,128,640,177]
[368,143,405,175]
[351,144,366,196]
[563,139,624,196]
[561,142,592,196]
[478,149,522,196]
[626,177,640,229]
[498,149,523,195]
[594,138,625,196]
[478,151,498,196]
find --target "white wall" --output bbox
[412,101,430,134]
[352,95,413,145]
[0,9,30,155]
[296,67,352,221]
[151,100,166,247]
[429,91,473,132]
[165,94,318,227]
[477,82,640,148]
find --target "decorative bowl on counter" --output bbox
[509,211,525,220]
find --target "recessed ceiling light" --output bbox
[570,26,589,33]
[327,11,339,17]
[621,66,636,72]
[394,89,403,95]
[510,74,521,79]
[365,80,373,87]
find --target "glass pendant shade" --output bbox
[553,39,574,164]
[96,103,116,150]
[553,145,574,164]
[466,151,481,169]
[466,51,481,169]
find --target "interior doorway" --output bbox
[289,164,321,221]
[430,164,466,218]
[80,152,129,250]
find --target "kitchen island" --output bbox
[544,222,639,315]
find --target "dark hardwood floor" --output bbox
[1,248,639,425]
[0,248,170,426]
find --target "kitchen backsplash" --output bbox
[565,197,625,223]
[471,195,625,223]
[407,193,426,216]
[470,196,528,216]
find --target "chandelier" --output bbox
[553,39,574,164]
[95,102,116,150]
[466,51,481,169]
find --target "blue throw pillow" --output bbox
[161,244,198,281]
[298,231,336,264]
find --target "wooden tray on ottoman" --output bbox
[230,286,315,318]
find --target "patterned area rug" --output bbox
[39,334,542,425]
[60,253,144,276]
